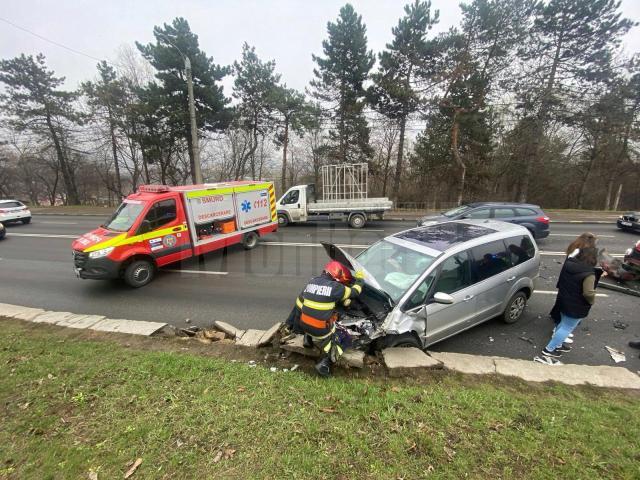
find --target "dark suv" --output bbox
[418,202,550,239]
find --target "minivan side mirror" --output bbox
[433,292,454,304]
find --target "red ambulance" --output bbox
[72,181,278,287]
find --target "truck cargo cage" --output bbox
[321,163,368,202]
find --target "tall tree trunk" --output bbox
[576,143,598,209]
[45,112,79,204]
[451,111,466,206]
[280,118,289,194]
[392,115,407,204]
[613,183,623,211]
[604,179,613,211]
[107,106,123,198]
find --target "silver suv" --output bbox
[324,219,540,349]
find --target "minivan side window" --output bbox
[515,207,537,216]
[470,241,510,281]
[403,272,437,311]
[141,199,177,232]
[505,235,535,266]
[466,208,490,219]
[431,251,472,295]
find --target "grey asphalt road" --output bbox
[1,215,638,371]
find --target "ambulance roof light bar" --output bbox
[138,185,170,193]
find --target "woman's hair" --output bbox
[576,247,598,267]
[566,232,598,256]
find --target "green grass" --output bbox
[1,320,639,479]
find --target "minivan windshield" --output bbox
[356,240,436,302]
[103,201,145,232]
[443,205,472,218]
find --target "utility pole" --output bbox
[184,57,202,184]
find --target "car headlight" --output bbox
[88,247,114,259]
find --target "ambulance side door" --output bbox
[136,197,192,266]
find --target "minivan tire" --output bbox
[242,231,259,250]
[349,213,366,229]
[22,217,31,224]
[502,291,527,324]
[124,259,155,288]
[376,332,423,350]
[277,213,289,227]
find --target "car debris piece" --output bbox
[519,336,534,345]
[613,320,628,330]
[604,346,626,363]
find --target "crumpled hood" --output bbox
[72,227,125,252]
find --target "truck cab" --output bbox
[277,185,312,225]
[72,186,191,287]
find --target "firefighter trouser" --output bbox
[308,325,343,363]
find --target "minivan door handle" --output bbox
[506,275,516,282]
[463,295,475,302]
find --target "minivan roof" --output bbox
[465,201,540,209]
[393,219,526,252]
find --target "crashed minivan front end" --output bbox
[322,238,439,349]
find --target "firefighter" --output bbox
[294,261,365,377]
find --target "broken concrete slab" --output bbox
[494,357,640,389]
[382,347,442,377]
[203,330,226,341]
[236,329,266,347]
[338,350,365,369]
[31,311,75,324]
[90,318,167,336]
[257,322,282,347]
[213,321,245,339]
[428,351,496,375]
[55,314,106,329]
[280,335,320,358]
[0,303,46,321]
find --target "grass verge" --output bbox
[1,319,639,479]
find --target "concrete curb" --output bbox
[0,302,167,336]
[2,302,638,389]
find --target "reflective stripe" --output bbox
[300,313,328,329]
[84,224,189,253]
[341,286,352,301]
[296,297,303,309]
[303,299,336,311]
[353,283,362,294]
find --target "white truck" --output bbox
[276,164,393,229]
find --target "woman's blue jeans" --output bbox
[546,313,582,351]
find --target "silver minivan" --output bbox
[324,219,540,349]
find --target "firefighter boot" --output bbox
[303,334,314,349]
[315,356,332,378]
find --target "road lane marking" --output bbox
[39,221,79,225]
[8,233,77,239]
[261,241,369,249]
[533,290,609,297]
[320,228,385,232]
[163,269,228,275]
[549,233,615,238]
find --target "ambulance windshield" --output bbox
[103,201,145,232]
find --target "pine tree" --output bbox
[0,54,82,204]
[310,4,375,163]
[137,17,231,182]
[369,0,439,202]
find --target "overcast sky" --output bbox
[1,0,639,93]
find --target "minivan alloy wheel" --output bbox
[503,292,527,324]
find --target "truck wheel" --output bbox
[502,291,527,324]
[242,231,259,250]
[124,259,155,288]
[22,217,31,225]
[349,213,366,229]
[277,213,289,227]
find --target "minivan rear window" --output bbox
[0,201,23,208]
[515,207,537,216]
[470,240,511,281]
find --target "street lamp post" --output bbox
[158,34,203,184]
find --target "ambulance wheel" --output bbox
[242,231,259,250]
[349,213,365,229]
[277,213,289,227]
[124,259,155,288]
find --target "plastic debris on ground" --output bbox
[604,346,626,363]
[533,356,563,365]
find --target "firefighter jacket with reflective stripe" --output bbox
[297,273,363,332]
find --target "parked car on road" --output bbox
[0,199,31,224]
[617,212,640,233]
[0,222,5,240]
[417,202,550,239]
[325,219,540,350]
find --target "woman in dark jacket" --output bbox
[542,247,600,361]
